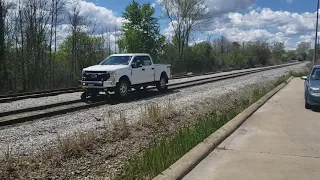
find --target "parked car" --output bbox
[80,53,172,100]
[301,65,320,109]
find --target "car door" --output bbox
[131,56,145,85]
[141,56,155,83]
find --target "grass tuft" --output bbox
[110,112,130,141]
[139,100,178,127]
[57,131,97,159]
[2,145,18,179]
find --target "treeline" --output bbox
[0,0,313,94]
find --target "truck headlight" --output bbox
[309,87,320,94]
[109,72,117,81]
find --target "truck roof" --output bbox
[110,53,150,56]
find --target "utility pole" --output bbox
[314,0,320,65]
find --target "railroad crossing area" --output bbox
[183,78,320,180]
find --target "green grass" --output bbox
[288,63,312,77]
[289,70,310,77]
[119,79,283,180]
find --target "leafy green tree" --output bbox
[189,41,214,72]
[58,32,105,81]
[286,50,296,60]
[272,42,285,59]
[118,1,165,58]
[296,42,311,60]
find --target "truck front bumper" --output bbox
[81,80,116,89]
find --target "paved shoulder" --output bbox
[183,78,320,180]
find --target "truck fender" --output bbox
[118,75,131,86]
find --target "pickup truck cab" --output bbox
[81,53,172,99]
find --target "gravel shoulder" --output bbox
[0,62,309,157]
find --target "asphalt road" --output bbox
[183,78,320,180]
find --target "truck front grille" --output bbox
[83,72,110,81]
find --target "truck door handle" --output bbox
[142,68,145,71]
[152,68,154,70]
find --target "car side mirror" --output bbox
[301,76,308,80]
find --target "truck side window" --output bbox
[143,56,152,66]
[132,56,143,68]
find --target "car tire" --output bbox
[157,75,168,92]
[305,100,311,109]
[116,80,129,98]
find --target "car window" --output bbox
[131,56,143,68]
[311,68,320,80]
[142,56,152,66]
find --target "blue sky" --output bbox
[76,0,319,49]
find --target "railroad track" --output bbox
[0,62,301,127]
[0,61,298,103]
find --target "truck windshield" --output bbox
[99,56,132,65]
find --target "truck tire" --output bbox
[81,92,87,101]
[157,75,168,92]
[116,80,129,98]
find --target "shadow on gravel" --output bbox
[86,89,179,105]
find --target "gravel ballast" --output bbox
[0,62,309,157]
[0,64,293,113]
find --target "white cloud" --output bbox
[151,3,157,8]
[204,0,255,15]
[162,21,177,42]
[57,0,125,47]
[227,8,316,36]
[210,27,290,45]
[76,0,124,30]
[197,7,319,49]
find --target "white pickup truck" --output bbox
[80,53,172,100]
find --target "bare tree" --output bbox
[0,0,7,90]
[1,0,16,92]
[68,1,86,80]
[48,0,66,88]
[160,0,210,68]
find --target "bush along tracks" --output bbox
[0,70,307,180]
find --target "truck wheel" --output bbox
[157,75,168,92]
[81,92,87,101]
[116,80,129,98]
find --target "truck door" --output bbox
[131,56,145,84]
[141,55,155,83]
